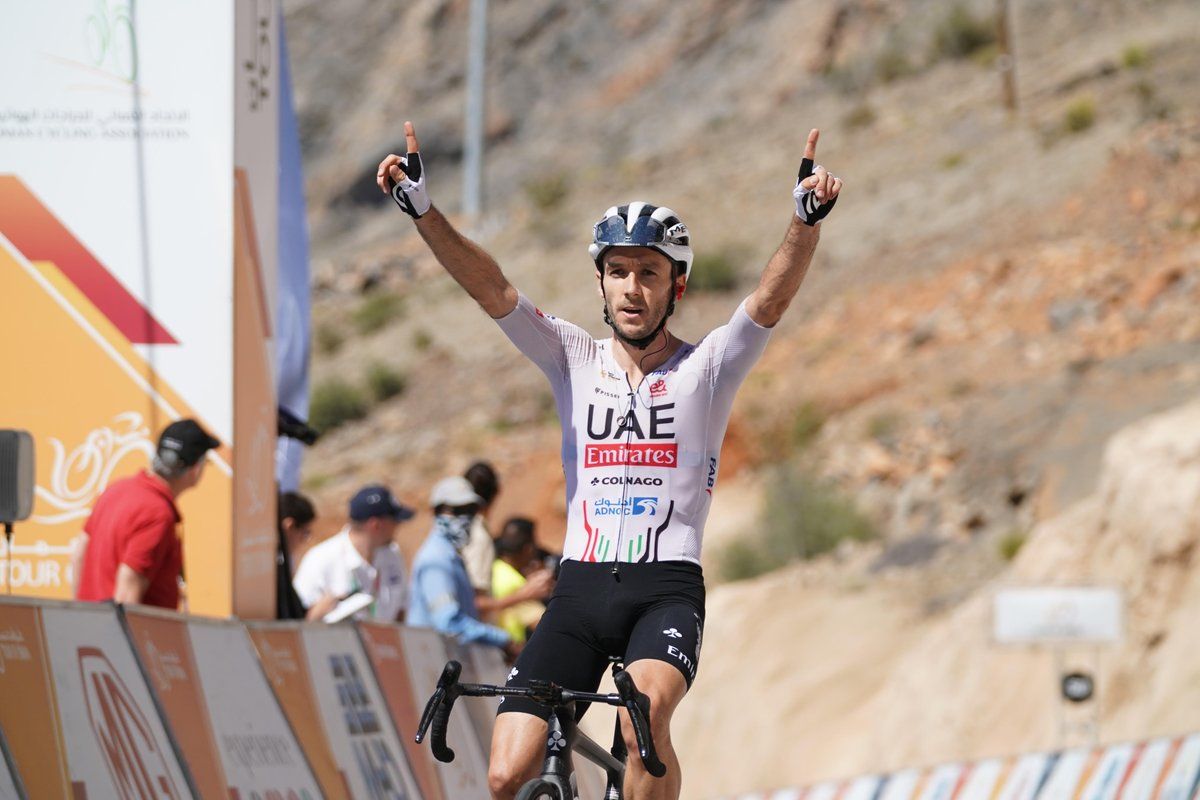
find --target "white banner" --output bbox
[996,753,1052,800]
[993,588,1122,644]
[1158,735,1200,800]
[1039,748,1093,800]
[1120,739,1173,800]
[186,620,321,798]
[917,764,964,800]
[0,0,235,439]
[398,627,491,800]
[957,759,1008,800]
[300,625,423,800]
[1080,744,1136,800]
[878,770,922,800]
[39,604,194,799]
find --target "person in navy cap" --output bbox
[292,483,414,622]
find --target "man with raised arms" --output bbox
[377,123,841,800]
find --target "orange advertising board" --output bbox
[0,599,71,799]
[121,609,228,799]
[358,620,446,800]
[247,625,350,800]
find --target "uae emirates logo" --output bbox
[584,443,677,469]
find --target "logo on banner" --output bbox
[328,652,411,795]
[142,640,187,692]
[32,412,155,526]
[0,628,32,675]
[584,444,677,469]
[78,646,184,800]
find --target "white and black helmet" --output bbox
[589,202,693,282]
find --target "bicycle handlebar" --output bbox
[415,660,462,763]
[415,659,667,779]
[613,669,666,778]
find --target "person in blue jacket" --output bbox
[407,475,520,660]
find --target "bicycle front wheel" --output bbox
[515,777,566,800]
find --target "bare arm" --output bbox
[112,563,149,605]
[377,122,518,318]
[744,128,842,328]
[69,533,89,598]
[745,219,820,328]
[411,207,518,318]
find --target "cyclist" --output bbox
[377,122,841,800]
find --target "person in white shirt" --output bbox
[292,484,414,622]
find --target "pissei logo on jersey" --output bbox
[584,402,677,468]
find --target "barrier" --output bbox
[717,734,1200,800]
[122,608,323,799]
[295,624,424,799]
[248,624,353,800]
[0,597,195,799]
[0,594,517,799]
[357,621,448,800]
[0,721,25,800]
[398,626,492,799]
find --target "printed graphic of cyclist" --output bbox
[378,122,841,800]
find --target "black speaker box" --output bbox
[0,430,34,524]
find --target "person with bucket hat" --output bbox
[407,476,519,659]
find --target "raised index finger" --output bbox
[804,128,819,161]
[404,120,420,154]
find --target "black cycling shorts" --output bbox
[497,559,705,720]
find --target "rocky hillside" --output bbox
[674,399,1200,797]
[281,0,1200,793]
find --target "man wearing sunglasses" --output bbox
[378,122,841,800]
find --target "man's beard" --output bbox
[602,286,675,350]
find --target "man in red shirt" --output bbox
[76,418,219,608]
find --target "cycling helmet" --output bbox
[589,202,693,282]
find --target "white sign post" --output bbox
[992,587,1123,748]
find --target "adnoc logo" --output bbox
[592,497,658,517]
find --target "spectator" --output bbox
[77,419,220,609]
[460,460,500,595]
[460,461,554,619]
[276,491,315,620]
[491,517,550,644]
[292,484,413,622]
[407,476,517,658]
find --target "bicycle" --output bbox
[416,658,666,799]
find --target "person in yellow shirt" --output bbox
[491,517,553,643]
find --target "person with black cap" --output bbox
[75,418,220,609]
[292,483,414,622]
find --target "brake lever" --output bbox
[613,670,667,778]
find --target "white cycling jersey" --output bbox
[496,293,772,566]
